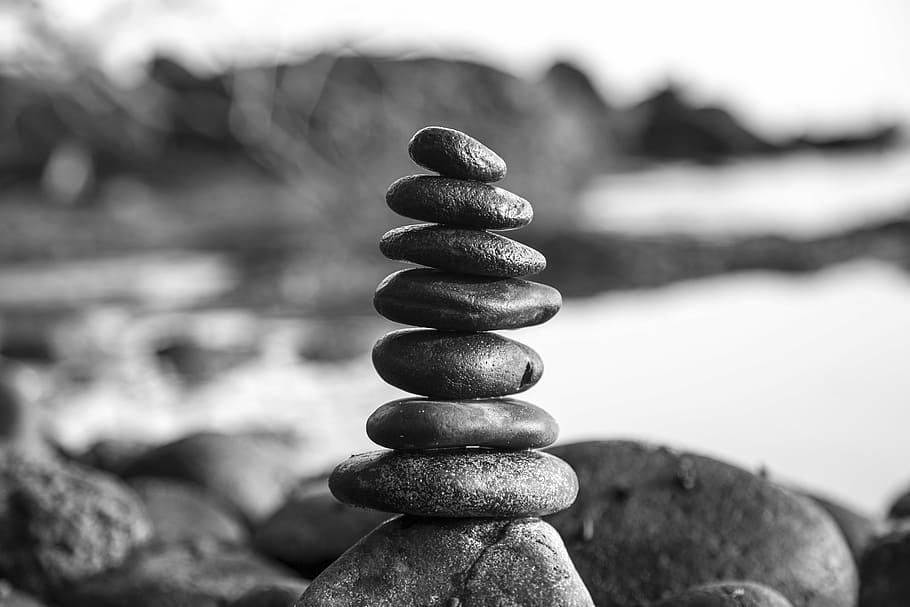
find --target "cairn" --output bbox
[298,127,593,607]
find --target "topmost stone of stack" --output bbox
[408,126,507,182]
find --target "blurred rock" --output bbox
[858,524,910,607]
[61,543,305,607]
[228,583,309,607]
[130,477,249,547]
[0,451,152,599]
[802,491,879,563]
[650,581,794,607]
[0,376,51,459]
[0,581,48,607]
[77,437,155,476]
[887,486,910,520]
[122,431,306,523]
[253,484,390,577]
[545,440,857,607]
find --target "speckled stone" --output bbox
[373,269,561,331]
[366,397,558,450]
[545,440,858,607]
[407,126,507,182]
[379,224,546,277]
[651,581,795,607]
[298,516,593,607]
[0,451,153,599]
[372,329,543,398]
[329,449,577,517]
[386,175,532,230]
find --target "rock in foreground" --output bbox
[545,440,857,607]
[651,581,794,606]
[297,515,593,607]
[0,451,152,599]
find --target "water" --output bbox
[578,148,910,238]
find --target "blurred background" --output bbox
[1,0,908,512]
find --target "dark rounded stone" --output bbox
[379,223,546,277]
[0,451,152,599]
[252,485,390,577]
[372,329,543,398]
[61,544,305,607]
[544,440,858,607]
[888,487,910,519]
[122,432,304,523]
[130,477,248,546]
[859,525,910,607]
[407,126,507,182]
[386,175,532,230]
[651,581,794,607]
[366,397,558,450]
[373,269,561,331]
[329,449,577,517]
[298,515,593,607]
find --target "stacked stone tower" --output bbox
[298,127,593,607]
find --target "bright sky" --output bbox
[10,0,910,137]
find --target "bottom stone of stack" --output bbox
[297,515,594,607]
[329,449,578,517]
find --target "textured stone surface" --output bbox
[62,544,305,607]
[253,485,390,577]
[366,397,558,450]
[228,583,310,607]
[297,515,594,607]
[545,441,858,607]
[386,175,532,230]
[372,329,543,398]
[130,477,248,546]
[374,268,561,331]
[122,432,303,523]
[0,451,152,598]
[379,224,546,277]
[408,126,506,182]
[330,449,577,517]
[651,581,794,607]
[858,525,910,607]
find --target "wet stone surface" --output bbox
[330,449,578,517]
[366,397,558,450]
[408,126,507,182]
[379,224,546,277]
[373,268,561,331]
[371,329,543,399]
[386,175,532,230]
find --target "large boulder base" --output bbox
[298,515,593,607]
[545,440,857,607]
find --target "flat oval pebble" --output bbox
[366,397,559,450]
[372,329,543,398]
[386,175,532,230]
[329,449,578,517]
[408,126,507,182]
[379,224,546,277]
[374,269,561,331]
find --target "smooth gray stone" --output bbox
[371,329,542,398]
[407,126,507,182]
[545,440,858,607]
[379,223,546,277]
[366,397,558,450]
[330,449,578,517]
[373,269,561,331]
[297,516,593,607]
[386,175,532,230]
[651,581,794,607]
